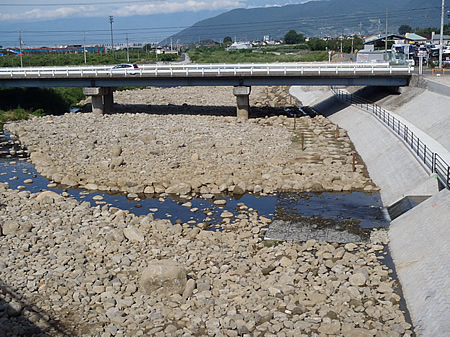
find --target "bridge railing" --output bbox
[0,63,413,78]
[331,87,450,190]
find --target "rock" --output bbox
[2,221,20,235]
[182,279,196,299]
[344,243,358,252]
[111,145,122,157]
[166,182,192,195]
[233,182,246,195]
[35,190,63,203]
[318,321,341,335]
[140,260,187,296]
[220,211,234,218]
[349,272,367,286]
[123,226,144,242]
[7,301,23,317]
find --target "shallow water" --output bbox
[0,129,415,332]
[0,155,389,236]
[0,128,388,230]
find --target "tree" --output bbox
[285,30,302,44]
[223,36,232,45]
[398,25,413,35]
[308,38,327,51]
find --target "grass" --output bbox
[0,108,44,128]
[188,46,328,64]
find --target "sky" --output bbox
[0,0,316,47]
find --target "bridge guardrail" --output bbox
[0,63,413,78]
[331,87,450,190]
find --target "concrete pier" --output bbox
[82,87,115,115]
[233,86,251,120]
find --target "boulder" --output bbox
[35,190,63,204]
[123,226,145,242]
[166,182,192,195]
[140,260,187,296]
[349,272,367,287]
[2,221,20,235]
[111,145,122,157]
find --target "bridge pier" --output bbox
[82,87,115,115]
[233,86,251,120]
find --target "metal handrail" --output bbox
[0,63,413,79]
[331,87,450,189]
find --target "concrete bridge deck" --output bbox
[0,62,412,117]
[0,62,412,87]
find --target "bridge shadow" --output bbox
[83,103,298,119]
[0,278,73,336]
[312,96,349,118]
[350,86,401,103]
[312,86,401,118]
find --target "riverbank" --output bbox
[289,81,450,337]
[0,183,412,336]
[0,85,414,336]
[5,86,376,198]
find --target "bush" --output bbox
[0,87,82,114]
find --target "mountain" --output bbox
[0,10,227,48]
[166,0,443,43]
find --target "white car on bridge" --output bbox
[111,63,139,75]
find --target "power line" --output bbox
[0,5,443,46]
[0,0,165,6]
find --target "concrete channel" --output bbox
[290,75,450,337]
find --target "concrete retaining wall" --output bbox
[290,86,439,207]
[389,189,450,337]
[290,83,449,337]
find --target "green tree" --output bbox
[308,38,327,51]
[223,36,233,45]
[398,25,413,35]
[285,30,303,44]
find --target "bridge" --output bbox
[0,62,413,118]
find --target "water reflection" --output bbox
[1,155,388,239]
[1,128,389,236]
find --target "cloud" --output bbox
[0,6,97,22]
[114,0,245,17]
[0,0,246,22]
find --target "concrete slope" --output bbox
[389,189,450,337]
[290,87,438,206]
[373,87,450,151]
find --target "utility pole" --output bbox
[351,35,354,55]
[83,31,87,64]
[439,0,445,68]
[385,9,389,60]
[126,33,130,62]
[19,29,23,67]
[109,16,115,58]
[359,22,363,36]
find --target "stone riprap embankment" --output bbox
[0,183,412,336]
[5,87,376,198]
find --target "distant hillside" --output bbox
[166,0,443,43]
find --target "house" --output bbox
[226,42,252,50]
[405,33,427,44]
[431,33,450,45]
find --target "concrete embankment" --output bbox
[291,80,450,337]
